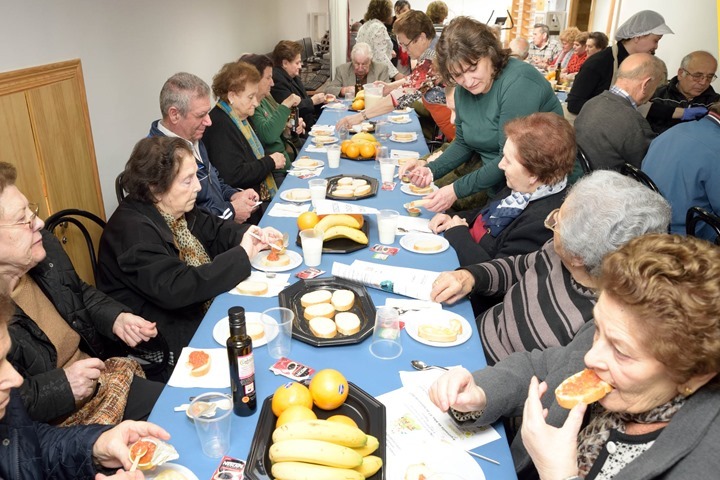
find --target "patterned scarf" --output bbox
[470,177,568,242]
[157,208,212,311]
[576,395,686,477]
[217,99,277,201]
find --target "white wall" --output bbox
[348,0,512,25]
[0,0,324,216]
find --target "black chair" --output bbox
[620,163,660,194]
[686,206,720,245]
[577,145,592,174]
[115,172,126,203]
[45,209,171,378]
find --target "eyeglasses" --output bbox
[544,208,560,232]
[682,69,717,83]
[399,34,419,50]
[0,203,39,230]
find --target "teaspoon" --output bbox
[411,359,448,371]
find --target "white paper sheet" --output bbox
[267,203,311,218]
[228,271,290,298]
[331,260,440,300]
[168,348,230,388]
[390,149,420,159]
[314,199,379,215]
[396,215,432,234]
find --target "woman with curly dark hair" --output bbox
[401,16,563,213]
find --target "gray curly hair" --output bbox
[558,170,670,277]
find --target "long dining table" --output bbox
[147,106,518,480]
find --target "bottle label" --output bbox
[237,353,255,395]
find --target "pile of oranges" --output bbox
[340,132,378,160]
[271,369,352,427]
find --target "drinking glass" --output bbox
[375,145,389,171]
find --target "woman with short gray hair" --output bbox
[430,170,670,365]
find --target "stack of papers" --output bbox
[331,260,440,300]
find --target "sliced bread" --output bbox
[335,312,361,335]
[303,302,336,321]
[235,280,269,296]
[308,317,337,338]
[300,289,332,307]
[246,321,266,341]
[331,289,355,312]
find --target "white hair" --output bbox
[351,42,373,61]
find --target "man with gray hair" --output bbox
[322,42,391,98]
[647,50,719,133]
[509,37,530,61]
[148,72,258,223]
[574,53,664,170]
[429,170,670,364]
[527,24,560,67]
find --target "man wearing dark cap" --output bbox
[567,10,673,114]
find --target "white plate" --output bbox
[388,114,411,124]
[403,310,471,347]
[212,312,277,347]
[324,102,347,110]
[390,439,485,479]
[291,159,324,169]
[309,126,335,136]
[393,107,413,114]
[145,463,200,480]
[312,135,338,145]
[400,233,449,255]
[250,249,302,272]
[389,132,417,143]
[280,188,312,203]
[401,183,438,196]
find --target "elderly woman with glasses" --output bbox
[97,136,279,360]
[0,162,164,426]
[430,234,720,479]
[431,171,670,365]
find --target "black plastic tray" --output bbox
[245,381,386,480]
[278,277,376,347]
[294,220,369,254]
[325,174,378,201]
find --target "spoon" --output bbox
[411,360,448,371]
[129,445,147,472]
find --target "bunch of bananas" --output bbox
[314,214,368,245]
[269,418,383,479]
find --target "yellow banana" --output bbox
[354,455,383,478]
[269,439,363,468]
[322,225,369,244]
[353,435,379,457]
[271,461,364,480]
[272,419,367,448]
[351,132,376,143]
[315,214,363,232]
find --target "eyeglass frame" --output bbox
[681,68,718,83]
[0,203,39,230]
[544,208,560,232]
[398,33,420,50]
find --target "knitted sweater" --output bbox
[249,96,292,169]
[428,58,562,199]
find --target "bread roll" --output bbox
[331,290,355,311]
[413,239,443,252]
[418,324,458,343]
[409,184,434,194]
[235,280,269,296]
[287,189,311,201]
[303,302,336,321]
[246,321,266,341]
[294,158,319,168]
[332,188,355,198]
[351,179,367,187]
[261,253,291,267]
[337,177,354,186]
[308,317,337,338]
[354,184,372,196]
[300,290,332,307]
[335,312,361,335]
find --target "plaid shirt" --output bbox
[528,40,560,64]
[610,85,638,109]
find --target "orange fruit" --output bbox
[340,139,353,155]
[297,211,319,231]
[276,405,317,428]
[345,144,360,159]
[327,414,358,428]
[271,382,314,417]
[309,369,349,410]
[351,99,364,110]
[359,143,375,159]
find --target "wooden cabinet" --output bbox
[0,60,105,285]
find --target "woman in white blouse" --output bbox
[356,0,403,81]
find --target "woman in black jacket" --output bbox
[429,112,576,267]
[97,137,278,359]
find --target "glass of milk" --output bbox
[299,228,323,267]
[377,209,399,245]
[326,144,341,168]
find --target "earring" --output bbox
[684,386,693,396]
[229,99,233,105]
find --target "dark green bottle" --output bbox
[226,306,257,416]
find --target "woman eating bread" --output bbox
[430,171,670,363]
[429,234,720,479]
[97,136,280,360]
[429,112,575,266]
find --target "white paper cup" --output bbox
[262,307,294,359]
[327,144,341,168]
[369,306,402,359]
[189,392,232,458]
[377,209,399,245]
[299,228,323,267]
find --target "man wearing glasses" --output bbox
[647,50,719,133]
[322,42,390,98]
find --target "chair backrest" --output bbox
[576,144,593,174]
[620,163,660,194]
[686,206,720,245]
[45,209,106,283]
[115,172,126,203]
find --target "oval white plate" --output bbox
[311,135,338,145]
[389,438,485,479]
[393,107,413,114]
[388,115,411,124]
[280,188,312,203]
[146,463,199,480]
[400,183,438,196]
[389,133,417,143]
[250,250,302,272]
[403,310,471,347]
[212,312,277,347]
[291,159,324,169]
[400,233,449,255]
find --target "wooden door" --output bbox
[0,60,105,285]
